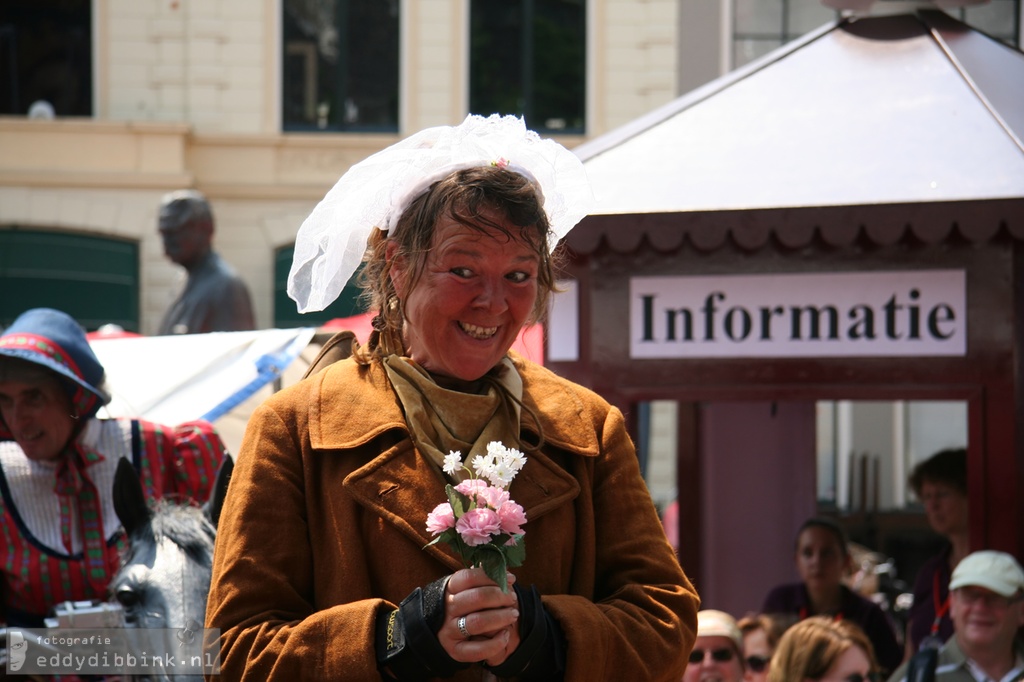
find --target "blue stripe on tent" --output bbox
[200,329,314,423]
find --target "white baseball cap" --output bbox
[696,609,743,650]
[949,550,1024,598]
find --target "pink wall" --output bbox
[697,401,818,619]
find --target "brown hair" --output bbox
[0,355,58,385]
[908,447,967,497]
[737,612,788,651]
[796,517,851,559]
[0,356,82,408]
[355,165,558,362]
[767,617,878,682]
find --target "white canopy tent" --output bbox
[87,319,545,455]
[89,327,318,455]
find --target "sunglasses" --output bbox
[689,647,735,665]
[746,655,770,673]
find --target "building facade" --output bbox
[1,0,1019,332]
[1,0,677,331]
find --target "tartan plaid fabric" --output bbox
[53,444,108,595]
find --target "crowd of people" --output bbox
[685,547,1024,682]
[2,113,1021,682]
[680,446,1023,682]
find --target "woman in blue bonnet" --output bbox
[0,307,226,627]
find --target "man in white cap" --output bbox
[888,550,1024,682]
[684,609,746,682]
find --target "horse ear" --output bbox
[204,454,234,528]
[113,457,152,537]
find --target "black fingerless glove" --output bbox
[375,575,469,681]
[485,583,566,681]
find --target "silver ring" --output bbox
[457,616,470,638]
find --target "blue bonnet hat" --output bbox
[0,308,111,439]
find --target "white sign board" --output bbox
[630,270,966,358]
[548,279,579,362]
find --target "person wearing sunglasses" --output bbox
[887,550,1024,682]
[684,609,747,682]
[738,613,789,682]
[768,615,879,682]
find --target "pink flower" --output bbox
[477,485,510,510]
[422,441,528,588]
[496,500,527,536]
[454,479,489,498]
[426,503,456,535]
[456,508,502,546]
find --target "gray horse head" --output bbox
[108,456,232,680]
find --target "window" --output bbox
[273,244,366,328]
[0,0,92,117]
[816,400,968,511]
[282,0,400,132]
[470,0,586,134]
[732,0,1020,71]
[954,0,1020,46]
[732,0,836,69]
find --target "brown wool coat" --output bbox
[205,353,699,681]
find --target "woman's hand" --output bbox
[442,567,522,666]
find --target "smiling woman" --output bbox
[371,171,553,385]
[206,114,700,681]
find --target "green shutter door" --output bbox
[0,229,139,331]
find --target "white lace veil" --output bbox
[287,114,594,313]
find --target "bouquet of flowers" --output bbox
[425,441,528,592]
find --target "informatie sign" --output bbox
[629,270,966,359]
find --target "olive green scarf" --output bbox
[382,355,523,482]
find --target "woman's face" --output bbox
[810,644,872,682]
[0,375,76,461]
[796,526,849,592]
[919,480,969,537]
[389,207,540,382]
[742,627,772,682]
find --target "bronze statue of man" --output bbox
[157,190,256,335]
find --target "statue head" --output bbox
[158,189,214,270]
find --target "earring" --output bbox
[377,296,405,356]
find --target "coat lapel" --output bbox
[313,355,593,569]
[343,440,581,571]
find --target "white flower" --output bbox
[443,450,463,476]
[504,446,526,475]
[426,439,529,590]
[487,459,516,488]
[486,441,509,459]
[471,454,494,481]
